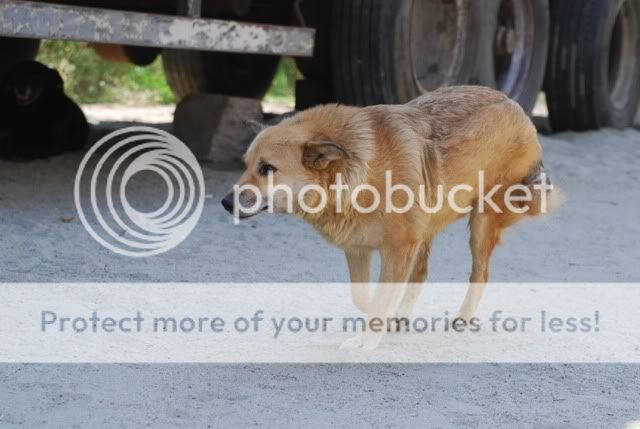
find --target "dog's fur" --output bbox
[223,86,561,349]
[0,61,88,160]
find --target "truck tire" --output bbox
[162,0,288,101]
[472,0,549,113]
[0,37,40,78]
[162,50,280,100]
[545,0,640,131]
[331,0,479,106]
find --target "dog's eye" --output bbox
[258,162,277,176]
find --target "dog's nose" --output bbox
[221,193,234,213]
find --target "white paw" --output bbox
[395,310,413,320]
[361,337,381,350]
[390,311,413,334]
[339,335,364,350]
[454,313,474,325]
[339,334,382,350]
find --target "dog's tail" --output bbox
[516,160,564,216]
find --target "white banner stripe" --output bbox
[1,283,638,363]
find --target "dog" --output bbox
[222,86,562,349]
[0,60,88,160]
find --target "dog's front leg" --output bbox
[396,240,431,320]
[345,248,372,313]
[340,244,419,350]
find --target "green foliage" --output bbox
[264,57,299,103]
[36,40,297,105]
[37,40,175,104]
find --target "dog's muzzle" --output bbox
[221,190,267,219]
[221,193,235,214]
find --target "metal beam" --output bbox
[0,1,315,57]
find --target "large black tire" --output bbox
[472,0,549,113]
[163,0,287,101]
[0,37,40,79]
[162,51,280,100]
[545,0,640,131]
[331,0,479,106]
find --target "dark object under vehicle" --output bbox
[0,60,88,160]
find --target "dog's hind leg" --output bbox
[396,241,431,320]
[457,210,501,322]
[345,248,373,313]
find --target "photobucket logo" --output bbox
[230,170,555,222]
[74,127,205,257]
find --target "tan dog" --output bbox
[222,86,561,349]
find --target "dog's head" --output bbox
[221,115,352,219]
[1,61,63,107]
[222,106,375,220]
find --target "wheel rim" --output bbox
[410,0,469,92]
[492,0,534,97]
[608,0,638,110]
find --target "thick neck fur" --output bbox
[281,104,376,190]
[287,104,442,248]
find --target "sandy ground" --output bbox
[0,108,639,426]
[81,101,295,125]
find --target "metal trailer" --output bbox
[0,1,314,57]
[1,0,639,131]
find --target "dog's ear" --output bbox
[245,119,265,133]
[302,141,349,170]
[49,68,64,91]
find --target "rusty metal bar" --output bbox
[0,1,315,57]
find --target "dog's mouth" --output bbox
[236,205,269,220]
[14,88,34,105]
